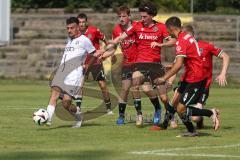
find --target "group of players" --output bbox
[44,1,230,137]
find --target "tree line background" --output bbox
[12,0,240,14]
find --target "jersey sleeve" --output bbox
[207,42,223,57]
[95,28,106,41]
[161,24,171,40]
[124,22,136,36]
[176,40,187,58]
[84,37,96,54]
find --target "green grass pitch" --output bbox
[0,79,239,160]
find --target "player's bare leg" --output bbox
[157,84,178,129]
[116,79,132,125]
[46,87,61,126]
[191,103,204,129]
[142,83,162,128]
[132,71,145,127]
[176,103,198,137]
[62,94,82,128]
[98,80,113,115]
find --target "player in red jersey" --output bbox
[167,24,229,129]
[111,6,140,125]
[160,24,229,130]
[154,16,221,137]
[106,2,177,128]
[77,13,113,115]
[103,6,165,126]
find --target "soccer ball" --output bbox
[33,108,49,125]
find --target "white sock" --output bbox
[75,106,81,115]
[47,105,55,122]
[74,107,82,122]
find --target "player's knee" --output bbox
[51,89,60,99]
[159,95,168,104]
[69,104,76,113]
[121,87,130,94]
[176,104,186,114]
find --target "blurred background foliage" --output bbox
[11,0,240,14]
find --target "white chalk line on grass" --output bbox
[132,152,240,158]
[129,144,240,158]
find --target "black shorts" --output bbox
[133,62,165,83]
[85,64,106,81]
[121,65,134,80]
[197,87,209,105]
[178,79,207,106]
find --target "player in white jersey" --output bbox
[46,17,101,128]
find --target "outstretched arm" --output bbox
[215,52,230,86]
[151,37,176,48]
[154,56,184,85]
[105,32,128,51]
[84,50,102,73]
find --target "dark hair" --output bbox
[66,17,79,25]
[165,16,182,28]
[77,13,88,21]
[138,1,158,16]
[183,24,195,35]
[117,5,130,16]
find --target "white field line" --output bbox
[129,144,240,158]
[132,152,240,158]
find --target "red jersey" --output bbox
[198,40,223,88]
[176,31,205,83]
[112,23,137,65]
[84,25,106,65]
[125,21,170,62]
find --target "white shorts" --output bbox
[51,59,84,98]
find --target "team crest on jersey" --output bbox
[176,46,182,52]
[88,34,92,39]
[199,48,203,54]
[153,26,158,32]
[183,93,188,102]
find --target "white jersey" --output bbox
[60,35,96,65]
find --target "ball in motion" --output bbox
[33,108,49,125]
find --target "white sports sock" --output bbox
[75,106,81,114]
[47,105,55,122]
[74,107,82,122]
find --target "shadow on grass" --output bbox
[197,132,212,137]
[195,125,233,130]
[0,150,115,160]
[38,123,104,130]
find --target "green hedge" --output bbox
[11,0,240,14]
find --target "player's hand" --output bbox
[151,42,162,48]
[98,52,108,62]
[94,49,103,58]
[166,81,173,91]
[215,74,227,86]
[154,77,166,85]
